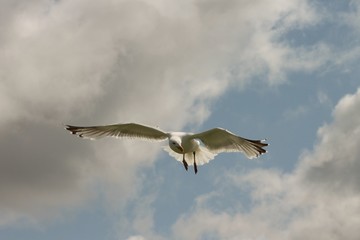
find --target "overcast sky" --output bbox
[1,0,360,239]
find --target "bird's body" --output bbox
[65,123,268,174]
[168,132,199,153]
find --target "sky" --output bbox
[1,0,360,239]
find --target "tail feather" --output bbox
[162,146,217,166]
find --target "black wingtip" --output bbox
[64,125,79,135]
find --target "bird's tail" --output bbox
[162,146,217,166]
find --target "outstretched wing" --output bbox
[65,123,168,141]
[191,128,268,159]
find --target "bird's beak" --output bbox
[177,145,184,153]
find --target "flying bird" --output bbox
[65,123,268,174]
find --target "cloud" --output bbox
[126,236,146,240]
[0,120,96,226]
[171,88,360,239]
[0,0,223,225]
[0,0,330,227]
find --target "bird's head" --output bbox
[169,137,183,154]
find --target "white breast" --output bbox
[181,135,200,153]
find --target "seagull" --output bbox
[65,123,268,174]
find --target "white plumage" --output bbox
[65,123,268,174]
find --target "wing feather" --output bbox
[191,128,268,159]
[65,123,168,141]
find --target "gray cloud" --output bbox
[0,0,328,226]
[299,88,360,194]
[0,120,96,225]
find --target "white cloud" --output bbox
[126,236,146,240]
[0,0,330,228]
[171,88,360,239]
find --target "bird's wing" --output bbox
[65,123,168,141]
[191,128,268,159]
